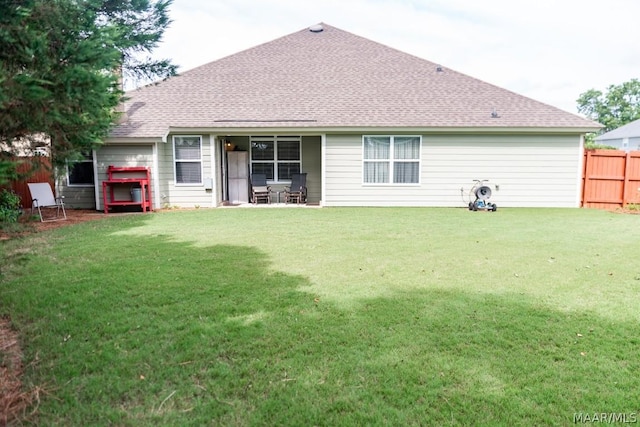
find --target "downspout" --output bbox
[209,134,217,207]
[92,149,100,211]
[578,134,586,208]
[152,142,160,210]
[320,133,326,206]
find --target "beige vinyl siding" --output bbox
[324,134,582,207]
[58,155,96,210]
[95,144,154,210]
[157,134,215,208]
[213,138,224,206]
[59,186,96,209]
[301,136,321,203]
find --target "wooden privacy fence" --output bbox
[582,149,640,210]
[4,156,54,209]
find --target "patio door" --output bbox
[227,151,249,203]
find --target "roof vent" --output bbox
[309,24,324,33]
[491,108,501,118]
[436,65,444,73]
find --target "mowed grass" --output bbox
[1,207,639,425]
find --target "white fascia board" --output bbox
[166,126,601,135]
[104,137,162,144]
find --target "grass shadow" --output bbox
[0,213,638,425]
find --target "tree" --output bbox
[577,79,640,134]
[0,0,177,184]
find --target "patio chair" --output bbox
[27,182,67,222]
[251,173,271,204]
[284,173,307,204]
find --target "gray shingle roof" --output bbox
[594,118,640,141]
[111,23,600,139]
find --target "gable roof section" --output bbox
[594,118,640,141]
[111,23,600,139]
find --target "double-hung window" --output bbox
[250,136,301,182]
[363,136,421,184]
[174,135,202,185]
[67,153,94,186]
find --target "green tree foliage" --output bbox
[577,79,640,133]
[0,0,177,184]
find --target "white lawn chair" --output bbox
[27,183,67,222]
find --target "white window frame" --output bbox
[66,153,94,187]
[173,135,203,186]
[362,135,421,185]
[250,136,302,183]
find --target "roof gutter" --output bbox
[104,125,602,142]
[103,137,164,144]
[165,125,603,135]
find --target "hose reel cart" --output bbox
[466,179,497,212]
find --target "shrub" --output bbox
[0,189,21,223]
[584,141,617,150]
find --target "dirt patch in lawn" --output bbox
[0,209,108,241]
[0,317,39,425]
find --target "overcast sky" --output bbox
[144,0,640,115]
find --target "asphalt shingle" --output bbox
[110,23,600,139]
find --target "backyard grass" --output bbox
[1,207,639,425]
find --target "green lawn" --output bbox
[1,207,639,425]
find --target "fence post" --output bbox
[622,151,631,207]
[581,150,592,207]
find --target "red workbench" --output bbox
[102,166,153,213]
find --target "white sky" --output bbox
[144,0,640,115]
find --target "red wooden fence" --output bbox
[3,157,54,209]
[582,149,640,210]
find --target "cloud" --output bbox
[147,0,640,114]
